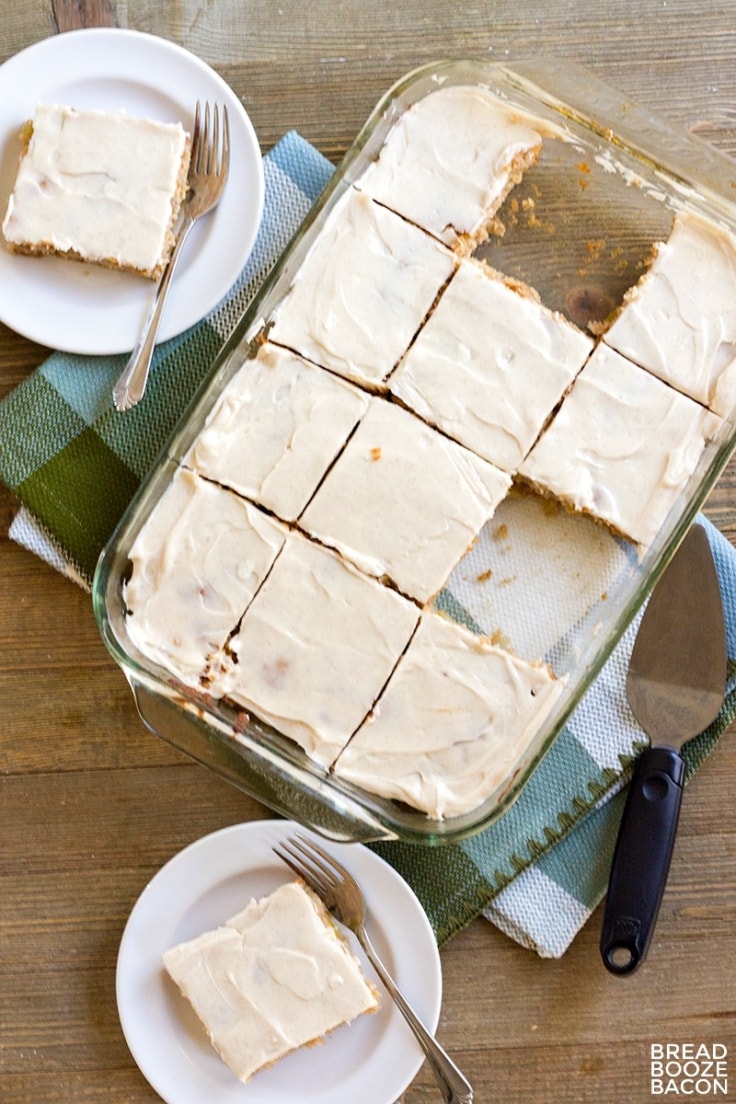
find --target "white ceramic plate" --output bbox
[0,29,264,354]
[116,820,442,1104]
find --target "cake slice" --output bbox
[517,343,722,548]
[299,395,511,602]
[332,609,565,819]
[389,258,593,472]
[603,209,736,417]
[358,83,543,252]
[210,531,419,766]
[163,880,379,1083]
[2,103,190,279]
[268,186,456,389]
[184,342,369,522]
[123,468,285,688]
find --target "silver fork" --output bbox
[112,101,230,413]
[274,833,474,1104]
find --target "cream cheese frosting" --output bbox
[389,258,593,472]
[358,84,543,249]
[268,186,456,388]
[604,209,736,417]
[299,395,511,601]
[184,342,369,521]
[123,469,285,687]
[518,343,722,548]
[211,531,419,765]
[163,880,379,1083]
[118,84,735,828]
[332,610,565,819]
[2,103,189,278]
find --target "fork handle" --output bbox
[112,213,195,412]
[356,925,473,1104]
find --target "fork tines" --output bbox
[192,100,230,177]
[274,833,343,897]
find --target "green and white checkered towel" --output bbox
[2,132,736,955]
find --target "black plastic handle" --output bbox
[600,745,685,975]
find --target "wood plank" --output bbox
[51,0,117,31]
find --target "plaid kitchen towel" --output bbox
[2,132,736,955]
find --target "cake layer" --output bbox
[2,103,189,278]
[332,610,564,819]
[389,258,593,472]
[184,342,369,521]
[603,209,736,417]
[163,880,379,1083]
[211,531,419,765]
[299,396,511,602]
[358,83,543,250]
[517,343,722,548]
[268,187,456,388]
[123,468,285,687]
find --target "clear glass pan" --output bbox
[93,59,736,844]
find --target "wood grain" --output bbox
[51,0,117,31]
[1,4,735,1103]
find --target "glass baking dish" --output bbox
[93,59,736,844]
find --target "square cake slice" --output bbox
[2,103,190,279]
[603,208,736,417]
[517,343,722,548]
[123,468,285,687]
[184,342,369,521]
[358,84,543,251]
[299,396,511,602]
[389,258,593,472]
[163,880,379,1084]
[332,610,564,819]
[268,187,456,389]
[211,531,419,766]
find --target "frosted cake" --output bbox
[210,532,419,766]
[123,469,284,687]
[389,258,593,472]
[2,103,190,279]
[119,74,735,824]
[267,187,456,389]
[517,343,722,548]
[359,83,543,250]
[163,880,379,1083]
[184,342,369,521]
[603,209,736,417]
[300,395,511,601]
[333,610,564,819]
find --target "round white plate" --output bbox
[117,820,442,1104]
[0,29,264,354]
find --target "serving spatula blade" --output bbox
[600,522,727,975]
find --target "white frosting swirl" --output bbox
[604,209,736,416]
[390,258,593,471]
[268,187,456,388]
[359,84,543,247]
[300,395,511,601]
[333,609,564,819]
[163,881,378,1083]
[518,343,722,547]
[124,469,284,686]
[2,103,188,276]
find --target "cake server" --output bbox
[600,522,726,975]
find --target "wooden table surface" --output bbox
[2,3,735,1102]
